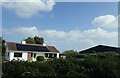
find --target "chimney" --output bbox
[43,43,46,46]
[21,41,26,44]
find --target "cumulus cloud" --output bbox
[3,26,39,37]
[15,26,40,36]
[92,15,118,29]
[3,26,118,51]
[2,0,55,17]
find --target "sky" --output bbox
[1,0,118,52]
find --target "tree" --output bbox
[34,36,44,45]
[0,37,6,55]
[24,36,44,45]
[64,50,79,58]
[24,37,36,44]
[2,40,6,54]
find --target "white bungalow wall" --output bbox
[32,52,60,61]
[8,51,28,61]
[57,53,59,58]
[5,50,60,61]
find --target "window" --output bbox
[31,53,33,57]
[49,54,52,58]
[8,52,9,57]
[54,54,57,57]
[14,53,22,57]
[45,53,48,57]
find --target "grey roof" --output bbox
[80,45,120,53]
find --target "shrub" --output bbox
[36,56,44,61]
[2,52,120,78]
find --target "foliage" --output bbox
[24,37,36,44]
[2,52,120,78]
[36,56,44,61]
[2,40,6,54]
[24,36,44,45]
[0,37,6,56]
[64,50,79,58]
[34,36,44,45]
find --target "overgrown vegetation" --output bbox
[0,37,6,61]
[0,37,6,55]
[24,36,44,45]
[36,56,44,62]
[2,51,120,78]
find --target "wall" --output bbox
[7,51,28,61]
[5,50,60,61]
[32,52,60,61]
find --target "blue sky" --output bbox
[2,1,118,52]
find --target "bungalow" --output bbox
[5,41,60,61]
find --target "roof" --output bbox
[80,45,120,53]
[46,46,59,52]
[6,42,59,53]
[7,42,17,50]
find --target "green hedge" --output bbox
[36,56,44,61]
[2,52,120,78]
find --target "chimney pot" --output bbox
[43,43,46,46]
[21,41,26,44]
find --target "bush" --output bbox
[36,56,44,61]
[64,50,79,58]
[2,52,120,78]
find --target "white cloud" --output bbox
[2,0,55,18]
[92,15,118,29]
[40,30,67,39]
[15,26,39,36]
[3,26,118,52]
[1,0,119,2]
[3,26,39,37]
